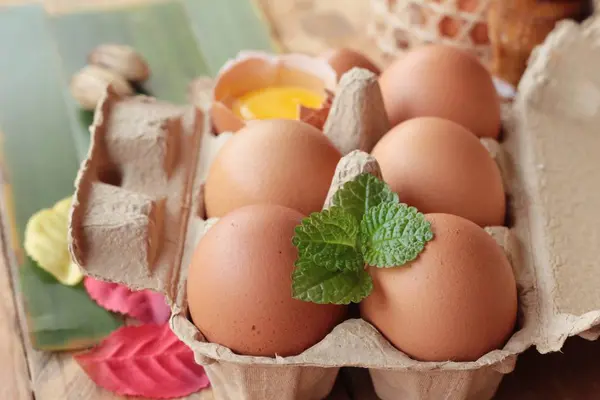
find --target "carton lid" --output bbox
[506,17,600,352]
[69,87,214,305]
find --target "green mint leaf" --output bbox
[332,173,399,222]
[292,260,372,304]
[292,207,362,272]
[360,202,434,268]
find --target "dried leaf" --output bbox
[24,196,83,286]
[84,277,170,324]
[75,324,210,399]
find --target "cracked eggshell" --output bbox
[211,51,337,134]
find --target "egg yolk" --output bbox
[232,86,324,120]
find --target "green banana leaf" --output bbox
[183,0,277,73]
[0,0,276,351]
[0,4,123,350]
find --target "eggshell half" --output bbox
[211,51,338,134]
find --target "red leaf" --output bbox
[75,324,210,399]
[84,277,170,324]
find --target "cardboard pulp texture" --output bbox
[69,18,600,400]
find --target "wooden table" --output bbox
[1,1,599,399]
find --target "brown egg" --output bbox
[204,119,341,218]
[378,44,501,138]
[360,213,517,362]
[187,204,346,357]
[371,117,505,227]
[322,48,381,80]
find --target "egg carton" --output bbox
[69,17,600,400]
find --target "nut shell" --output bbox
[88,44,150,82]
[70,65,134,110]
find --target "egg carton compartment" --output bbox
[69,16,600,400]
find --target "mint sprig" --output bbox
[291,173,434,305]
[292,260,373,304]
[332,173,398,222]
[360,202,434,267]
[292,207,362,272]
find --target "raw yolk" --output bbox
[232,86,324,120]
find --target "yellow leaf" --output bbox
[24,196,82,286]
[53,196,73,215]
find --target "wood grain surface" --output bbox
[0,0,165,13]
[0,1,599,400]
[0,180,30,400]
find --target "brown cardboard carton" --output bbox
[69,16,600,400]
